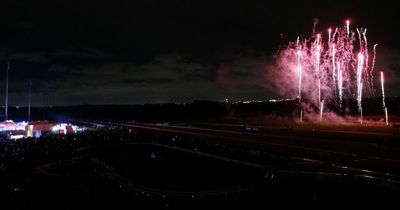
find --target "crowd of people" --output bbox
[0,125,264,209]
[0,127,135,207]
[0,124,397,209]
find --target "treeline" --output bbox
[4,100,228,122]
[1,97,399,122]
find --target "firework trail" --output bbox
[381,71,389,125]
[297,37,303,123]
[357,29,362,49]
[320,99,324,122]
[357,53,364,120]
[297,37,302,101]
[337,62,343,108]
[331,43,336,82]
[363,29,369,69]
[370,44,378,92]
[346,20,350,36]
[381,71,386,108]
[384,108,388,125]
[300,110,303,122]
[328,28,332,43]
[313,18,319,34]
[356,28,373,97]
[318,79,321,107]
[360,82,363,124]
[333,28,338,40]
[315,33,322,107]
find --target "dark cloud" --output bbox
[11,52,48,63]
[121,78,174,85]
[373,47,400,97]
[0,1,399,105]
[182,72,215,82]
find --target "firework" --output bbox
[274,19,379,124]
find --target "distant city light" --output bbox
[0,120,84,139]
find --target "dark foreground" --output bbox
[0,126,399,209]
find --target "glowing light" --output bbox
[0,121,18,132]
[52,123,77,134]
[16,121,28,130]
[346,20,350,35]
[10,135,24,140]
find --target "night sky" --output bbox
[1,0,400,106]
